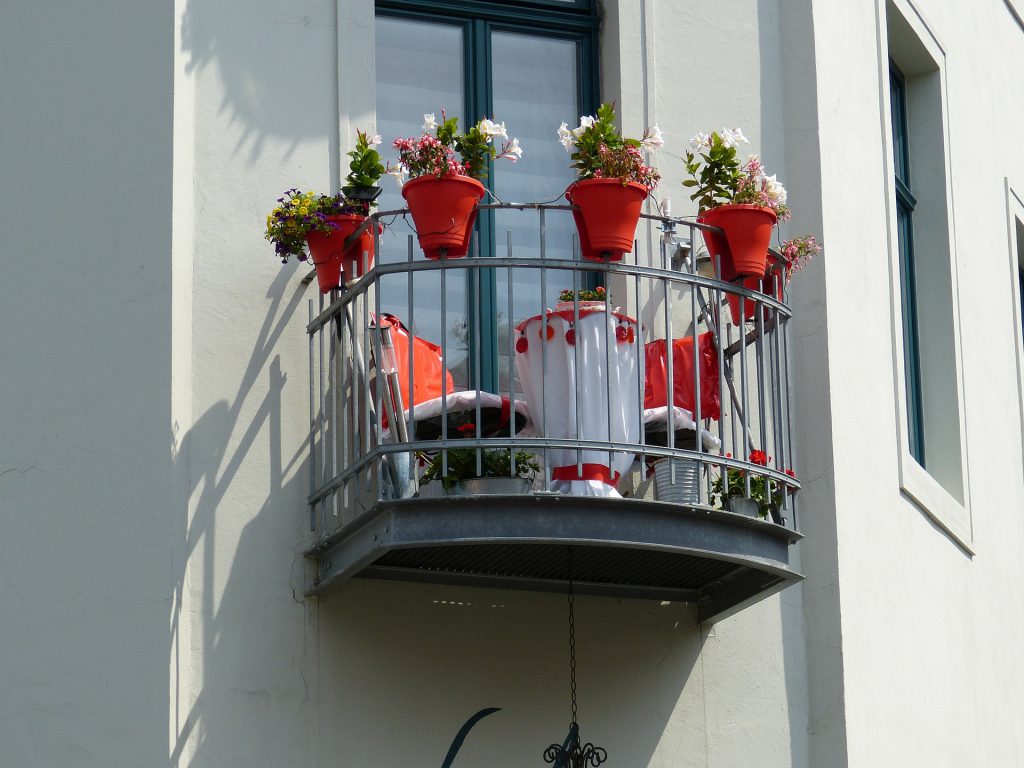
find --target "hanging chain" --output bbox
[543,545,608,767]
[567,546,578,727]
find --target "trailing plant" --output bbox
[391,111,522,183]
[708,449,796,519]
[683,129,789,219]
[779,234,822,281]
[558,103,662,188]
[418,447,539,492]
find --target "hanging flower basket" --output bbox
[305,214,379,294]
[697,203,777,280]
[565,179,649,262]
[401,174,485,260]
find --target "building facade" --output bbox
[2,0,1024,765]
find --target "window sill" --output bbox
[899,455,974,555]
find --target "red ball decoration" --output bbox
[565,328,576,346]
[515,336,528,353]
[626,327,635,343]
[615,325,628,343]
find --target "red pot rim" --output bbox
[565,178,650,200]
[697,203,778,223]
[401,174,486,196]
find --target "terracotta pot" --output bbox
[565,179,649,262]
[305,214,379,294]
[698,204,777,279]
[725,277,765,325]
[401,175,485,259]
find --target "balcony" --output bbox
[303,202,801,623]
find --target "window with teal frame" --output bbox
[375,0,600,392]
[890,62,926,465]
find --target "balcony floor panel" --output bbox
[308,495,802,623]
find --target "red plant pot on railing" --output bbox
[305,214,379,294]
[725,277,763,325]
[565,179,649,262]
[698,204,777,280]
[401,174,485,259]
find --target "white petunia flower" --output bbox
[369,134,382,146]
[763,174,787,203]
[688,131,710,149]
[479,118,508,140]
[387,163,408,186]
[558,121,575,152]
[422,113,438,131]
[505,137,523,162]
[572,114,596,138]
[719,127,749,148]
[642,124,665,149]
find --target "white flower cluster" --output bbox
[688,127,749,150]
[762,173,787,204]
[557,116,664,152]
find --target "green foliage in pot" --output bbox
[558,102,662,187]
[708,449,796,519]
[418,448,539,492]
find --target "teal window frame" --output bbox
[890,62,926,465]
[376,0,600,392]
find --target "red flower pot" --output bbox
[305,214,379,294]
[698,204,777,279]
[565,179,649,262]
[725,277,764,325]
[401,175,485,259]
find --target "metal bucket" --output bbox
[653,458,701,505]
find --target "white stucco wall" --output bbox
[0,2,177,764]
[811,0,1024,764]
[5,0,1024,766]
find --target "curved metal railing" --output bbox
[305,202,799,537]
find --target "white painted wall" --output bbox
[5,0,1024,765]
[0,2,176,764]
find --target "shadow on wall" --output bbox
[181,0,338,161]
[169,269,314,767]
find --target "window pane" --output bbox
[491,31,579,390]
[375,16,470,387]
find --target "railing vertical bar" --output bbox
[361,283,373,495]
[540,207,550,489]
[474,237,483,478]
[373,277,386,503]
[319,293,328,527]
[783,314,798,529]
[440,253,448,478]
[572,244,582,477]
[634,239,646,476]
[663,251,675,486]
[308,299,317,532]
[339,301,350,517]
[691,261,703,504]
[507,230,517,477]
[739,291,751,499]
[605,254,615,481]
[331,287,340,521]
[407,234,416,445]
[756,290,768,457]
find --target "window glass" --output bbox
[375,17,471,387]
[491,31,580,390]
